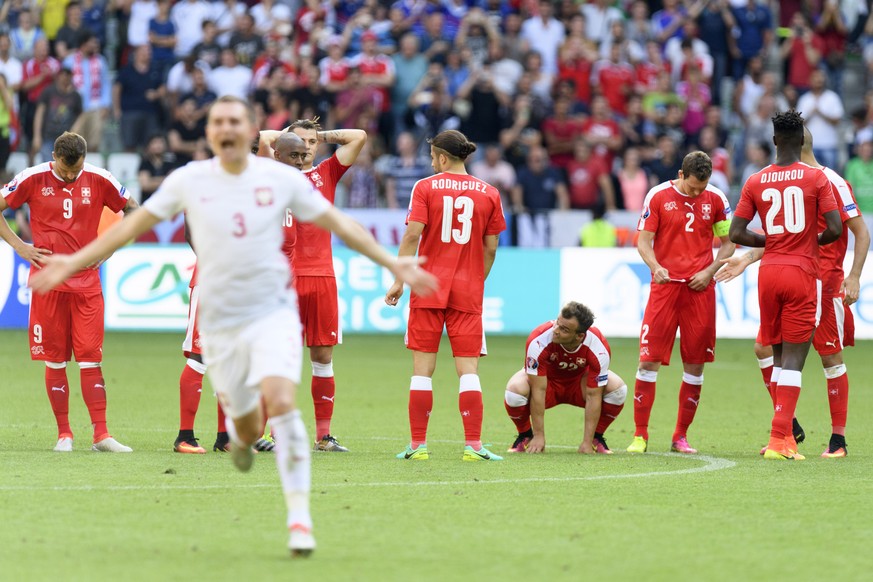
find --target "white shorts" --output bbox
[201,308,303,418]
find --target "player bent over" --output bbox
[504,302,627,454]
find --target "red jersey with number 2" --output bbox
[407,173,505,313]
[735,162,838,278]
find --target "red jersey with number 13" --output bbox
[283,155,350,276]
[735,162,838,278]
[407,172,505,313]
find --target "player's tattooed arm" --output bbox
[319,129,368,167]
[714,247,763,284]
[123,196,140,214]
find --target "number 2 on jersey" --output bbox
[762,186,805,234]
[441,196,474,244]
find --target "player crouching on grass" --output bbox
[504,302,627,454]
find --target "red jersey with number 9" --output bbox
[406,173,505,313]
[735,162,838,278]
[1,162,129,292]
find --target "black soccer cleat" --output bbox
[792,418,805,444]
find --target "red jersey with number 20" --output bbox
[1,162,129,293]
[283,155,350,276]
[637,181,731,280]
[735,162,838,278]
[407,172,505,313]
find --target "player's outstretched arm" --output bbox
[527,375,548,454]
[728,216,765,247]
[313,207,437,298]
[30,208,162,293]
[579,385,605,454]
[843,216,870,305]
[318,129,367,167]
[385,221,426,306]
[714,247,764,283]
[0,199,52,267]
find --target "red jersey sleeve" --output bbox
[94,169,129,212]
[484,186,506,236]
[638,190,661,233]
[734,182,755,221]
[815,170,839,215]
[318,155,351,204]
[583,328,611,388]
[2,169,35,209]
[407,179,430,225]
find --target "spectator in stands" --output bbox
[0,32,24,103]
[417,10,451,61]
[340,142,380,208]
[375,130,431,210]
[797,69,845,170]
[780,11,823,94]
[579,204,617,248]
[815,0,848,92]
[635,39,670,95]
[113,45,164,153]
[0,0,35,31]
[620,93,656,151]
[582,0,624,47]
[167,96,205,166]
[128,0,158,48]
[319,35,351,94]
[512,146,570,213]
[251,39,295,91]
[692,0,735,105]
[391,33,427,134]
[739,139,770,187]
[668,32,714,85]
[211,0,246,47]
[470,143,516,209]
[583,95,623,171]
[179,66,215,123]
[616,146,649,212]
[845,136,873,213]
[566,139,615,211]
[697,125,732,189]
[190,20,221,70]
[520,0,565,75]
[646,135,683,187]
[625,1,653,47]
[55,2,89,60]
[334,66,382,134]
[676,65,711,139]
[500,11,526,63]
[642,71,682,126]
[251,0,292,37]
[208,48,252,100]
[0,74,12,171]
[487,41,523,99]
[443,49,470,98]
[148,0,176,79]
[32,68,83,164]
[731,0,773,80]
[350,29,395,137]
[166,55,210,110]
[9,9,45,62]
[230,13,266,68]
[21,38,60,158]
[63,31,110,152]
[406,79,460,145]
[170,0,211,58]
[599,19,646,64]
[456,7,499,68]
[542,95,585,170]
[39,0,68,45]
[287,62,334,124]
[138,133,175,203]
[592,43,635,117]
[457,61,508,146]
[500,94,540,168]
[651,0,685,44]
[522,50,554,107]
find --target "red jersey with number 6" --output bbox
[406,173,505,313]
[735,162,838,278]
[1,162,129,293]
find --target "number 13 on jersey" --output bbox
[441,195,474,244]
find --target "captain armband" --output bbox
[713,220,731,237]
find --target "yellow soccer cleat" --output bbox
[626,436,648,453]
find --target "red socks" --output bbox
[179,362,204,431]
[633,372,657,440]
[408,376,432,448]
[769,369,801,444]
[217,400,226,434]
[672,380,702,442]
[80,366,108,442]
[596,402,624,434]
[504,395,532,434]
[311,376,335,439]
[45,366,71,437]
[825,366,849,436]
[459,374,483,449]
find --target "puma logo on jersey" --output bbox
[63,187,74,195]
[684,202,695,210]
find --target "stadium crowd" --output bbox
[2,0,873,245]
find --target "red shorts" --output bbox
[639,282,715,366]
[758,265,820,345]
[545,376,588,408]
[812,294,854,355]
[406,308,484,357]
[296,275,340,347]
[182,285,202,358]
[29,289,104,362]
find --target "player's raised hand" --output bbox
[841,275,860,305]
[391,256,438,298]
[15,243,52,268]
[29,254,77,294]
[714,256,748,284]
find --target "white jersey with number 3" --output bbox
[144,155,330,332]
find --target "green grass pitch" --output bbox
[2,330,873,581]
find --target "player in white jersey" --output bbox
[30,96,438,558]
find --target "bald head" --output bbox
[274,132,308,170]
[800,125,820,167]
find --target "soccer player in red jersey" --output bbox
[283,119,367,453]
[627,151,735,455]
[503,302,627,455]
[0,132,138,452]
[730,110,842,461]
[385,129,506,462]
[717,125,868,458]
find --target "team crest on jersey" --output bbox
[526,356,538,370]
[576,357,586,367]
[701,203,711,220]
[31,345,45,356]
[310,172,323,188]
[81,187,91,204]
[664,201,678,211]
[41,186,55,196]
[255,187,274,206]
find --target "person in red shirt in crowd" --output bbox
[565,138,615,210]
[729,112,843,460]
[0,132,139,453]
[541,95,585,170]
[20,38,60,162]
[779,11,825,94]
[349,30,395,119]
[592,43,634,117]
[503,301,627,455]
[581,95,623,170]
[385,129,506,462]
[627,151,734,455]
[635,40,671,95]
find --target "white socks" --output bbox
[270,409,312,529]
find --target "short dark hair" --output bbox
[681,151,713,182]
[208,95,256,124]
[287,118,322,132]
[560,301,595,335]
[772,109,805,145]
[427,129,477,161]
[53,132,87,165]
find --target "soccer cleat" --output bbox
[594,436,613,455]
[213,432,230,452]
[314,434,349,452]
[670,437,698,454]
[288,524,316,558]
[763,448,800,461]
[462,445,503,461]
[396,444,429,460]
[822,435,848,458]
[626,436,648,453]
[174,437,206,454]
[254,437,276,452]
[230,443,255,472]
[92,437,133,453]
[792,418,805,444]
[54,435,73,452]
[507,430,533,453]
